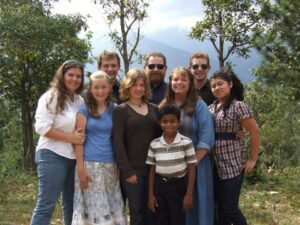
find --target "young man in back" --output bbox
[98,50,122,104]
[189,52,215,106]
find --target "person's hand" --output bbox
[236,129,245,139]
[183,194,193,211]
[126,175,137,184]
[72,128,85,145]
[242,159,257,174]
[78,168,93,190]
[148,194,158,212]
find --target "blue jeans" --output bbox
[215,172,247,225]
[30,149,76,225]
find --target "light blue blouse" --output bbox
[79,103,116,163]
[180,100,215,225]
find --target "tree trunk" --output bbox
[21,63,35,170]
[218,10,225,68]
[22,106,35,170]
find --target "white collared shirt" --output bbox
[146,132,197,178]
[35,89,83,159]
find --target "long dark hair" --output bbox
[210,69,244,117]
[47,59,84,113]
[161,67,198,116]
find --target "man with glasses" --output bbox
[144,52,168,105]
[189,52,216,106]
[98,50,122,104]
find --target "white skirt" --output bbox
[72,161,127,225]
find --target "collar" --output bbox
[160,132,182,145]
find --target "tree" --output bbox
[245,81,300,168]
[190,0,261,68]
[254,0,300,100]
[0,0,91,170]
[94,0,149,73]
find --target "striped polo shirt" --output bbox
[146,132,197,178]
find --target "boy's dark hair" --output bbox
[159,105,181,121]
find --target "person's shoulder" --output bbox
[151,136,162,144]
[208,100,218,110]
[148,102,159,109]
[178,132,193,144]
[39,89,57,103]
[149,136,163,149]
[114,102,128,113]
[233,99,249,108]
[196,99,209,110]
[79,103,88,111]
[75,94,84,105]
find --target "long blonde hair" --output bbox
[85,71,112,117]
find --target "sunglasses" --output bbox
[147,64,165,70]
[192,64,209,70]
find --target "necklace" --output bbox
[128,100,144,107]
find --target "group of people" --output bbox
[30,50,260,225]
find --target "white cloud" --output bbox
[143,0,203,34]
[51,0,204,34]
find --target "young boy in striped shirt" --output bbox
[146,105,197,225]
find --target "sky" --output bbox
[51,0,259,82]
[51,0,204,35]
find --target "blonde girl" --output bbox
[72,71,127,225]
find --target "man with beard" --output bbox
[98,50,122,104]
[144,52,168,105]
[189,52,216,106]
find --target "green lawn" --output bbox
[0,167,299,225]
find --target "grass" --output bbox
[0,167,299,225]
[241,167,300,225]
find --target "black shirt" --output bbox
[197,80,216,106]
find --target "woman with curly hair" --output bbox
[113,68,162,225]
[31,60,85,225]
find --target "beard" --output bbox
[149,71,165,86]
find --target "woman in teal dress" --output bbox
[160,67,215,225]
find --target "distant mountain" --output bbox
[146,28,260,83]
[86,28,260,83]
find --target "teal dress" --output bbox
[181,100,215,225]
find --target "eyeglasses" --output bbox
[191,64,209,70]
[147,64,165,70]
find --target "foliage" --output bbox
[190,0,262,68]
[94,0,149,73]
[0,0,91,169]
[0,99,23,174]
[253,0,300,100]
[245,81,300,168]
[246,0,300,169]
